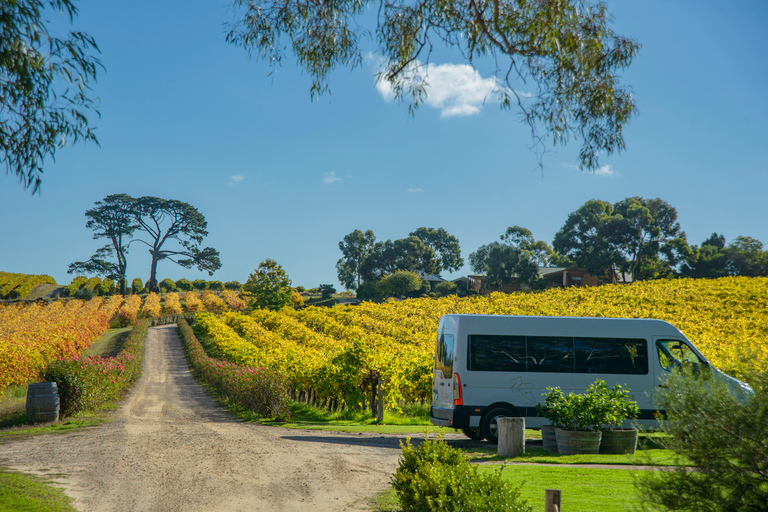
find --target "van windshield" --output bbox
[435,333,454,378]
[656,339,704,371]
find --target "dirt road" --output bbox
[0,325,411,511]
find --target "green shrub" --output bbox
[175,278,193,291]
[177,319,289,418]
[131,278,143,294]
[435,281,457,297]
[636,366,766,511]
[98,278,115,295]
[159,278,176,293]
[224,281,241,291]
[41,320,148,416]
[208,280,223,291]
[74,287,96,300]
[393,434,530,512]
[192,279,207,291]
[65,276,88,296]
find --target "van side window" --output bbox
[656,339,704,372]
[468,335,526,372]
[574,337,648,375]
[435,334,454,378]
[527,336,574,373]
[467,335,650,375]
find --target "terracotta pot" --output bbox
[555,429,602,455]
[599,428,639,454]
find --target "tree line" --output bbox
[337,196,768,297]
[68,194,221,294]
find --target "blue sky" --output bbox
[1,0,767,290]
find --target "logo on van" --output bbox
[509,376,535,403]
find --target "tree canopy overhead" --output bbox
[227,0,639,170]
[1,0,102,194]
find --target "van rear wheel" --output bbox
[461,428,484,440]
[482,407,515,444]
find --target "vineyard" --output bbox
[0,272,56,300]
[0,291,244,396]
[194,277,768,411]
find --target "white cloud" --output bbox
[560,163,618,177]
[405,188,423,194]
[594,165,617,176]
[323,172,342,184]
[228,175,244,185]
[376,62,511,118]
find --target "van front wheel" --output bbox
[482,407,515,444]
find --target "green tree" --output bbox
[226,0,638,172]
[469,226,549,289]
[130,277,143,294]
[2,0,102,194]
[636,367,766,512]
[610,197,689,280]
[131,196,221,292]
[242,259,293,310]
[360,236,438,282]
[554,197,689,281]
[553,199,620,280]
[68,194,138,295]
[680,233,729,279]
[469,242,539,289]
[336,229,376,290]
[409,227,464,274]
[726,236,768,277]
[175,278,193,291]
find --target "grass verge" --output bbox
[0,468,78,512]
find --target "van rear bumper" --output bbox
[430,405,477,429]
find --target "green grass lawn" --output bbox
[0,469,77,512]
[371,465,646,512]
[489,464,643,512]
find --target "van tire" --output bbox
[482,407,515,444]
[461,428,484,440]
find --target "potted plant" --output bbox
[554,388,603,455]
[589,380,640,454]
[537,387,567,453]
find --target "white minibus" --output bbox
[430,314,749,443]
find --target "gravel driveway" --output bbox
[0,324,411,511]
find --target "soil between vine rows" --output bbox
[0,324,433,511]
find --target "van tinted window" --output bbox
[468,335,526,372]
[574,337,648,374]
[467,335,649,375]
[527,336,574,373]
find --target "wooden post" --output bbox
[497,417,525,457]
[545,489,561,512]
[377,378,385,422]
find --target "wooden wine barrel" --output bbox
[26,382,60,423]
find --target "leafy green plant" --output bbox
[392,434,530,512]
[537,386,567,428]
[588,380,639,430]
[636,366,766,512]
[538,380,639,431]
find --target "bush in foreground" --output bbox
[636,366,767,511]
[393,434,530,512]
[177,318,289,419]
[42,320,148,416]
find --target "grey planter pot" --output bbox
[599,428,639,454]
[555,429,602,455]
[541,425,559,453]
